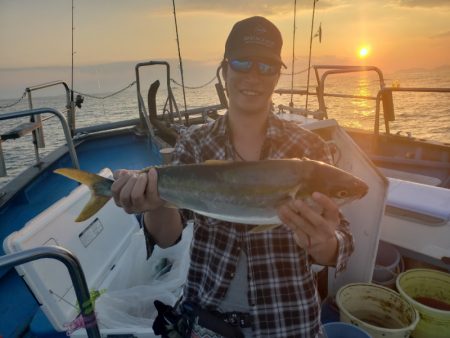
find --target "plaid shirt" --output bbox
[161,113,354,337]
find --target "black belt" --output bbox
[181,301,252,338]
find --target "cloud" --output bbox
[394,0,450,8]
[171,0,345,15]
[431,31,450,39]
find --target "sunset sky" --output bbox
[1,0,449,99]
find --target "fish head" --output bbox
[301,160,369,206]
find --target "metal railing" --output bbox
[0,246,100,338]
[275,65,450,137]
[25,81,74,138]
[0,108,80,176]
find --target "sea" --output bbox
[0,67,449,189]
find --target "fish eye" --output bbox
[336,190,349,198]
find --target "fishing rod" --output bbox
[305,0,319,110]
[289,0,298,108]
[172,0,188,114]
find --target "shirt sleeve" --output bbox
[141,129,197,259]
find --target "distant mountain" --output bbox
[433,64,450,71]
[394,64,450,74]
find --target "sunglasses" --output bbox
[228,59,280,76]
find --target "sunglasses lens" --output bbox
[229,59,279,76]
[258,62,278,76]
[229,59,253,73]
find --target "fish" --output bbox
[54,158,368,231]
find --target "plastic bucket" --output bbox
[336,283,419,338]
[396,269,450,338]
[372,241,401,288]
[322,322,371,338]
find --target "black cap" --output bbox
[224,16,285,66]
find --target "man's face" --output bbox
[224,58,280,116]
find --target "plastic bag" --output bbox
[93,223,193,329]
[95,285,177,329]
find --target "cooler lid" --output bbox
[3,168,140,331]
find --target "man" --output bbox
[112,16,354,338]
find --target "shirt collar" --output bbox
[214,112,283,140]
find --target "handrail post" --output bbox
[0,246,101,338]
[0,141,6,177]
[26,90,44,169]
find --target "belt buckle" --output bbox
[225,311,250,328]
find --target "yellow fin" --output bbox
[76,195,110,222]
[162,201,179,209]
[248,224,281,233]
[54,168,113,222]
[54,168,105,187]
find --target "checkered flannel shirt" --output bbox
[146,113,354,337]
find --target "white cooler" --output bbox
[3,168,192,337]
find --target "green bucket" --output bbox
[396,268,450,338]
[336,283,419,338]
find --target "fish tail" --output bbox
[54,168,113,222]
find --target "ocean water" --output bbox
[0,67,449,188]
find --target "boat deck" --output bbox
[0,131,160,338]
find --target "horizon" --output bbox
[1,0,449,100]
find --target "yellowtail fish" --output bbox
[54,159,368,231]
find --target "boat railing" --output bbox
[312,65,386,120]
[26,80,76,137]
[374,86,450,135]
[136,61,181,128]
[0,245,101,338]
[275,66,386,120]
[136,61,228,131]
[276,65,450,138]
[0,108,80,177]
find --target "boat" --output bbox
[1,1,450,333]
[1,59,449,337]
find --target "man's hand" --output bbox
[111,168,164,214]
[277,192,340,265]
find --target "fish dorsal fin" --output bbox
[204,160,232,165]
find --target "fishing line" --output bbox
[289,0,298,108]
[49,289,78,309]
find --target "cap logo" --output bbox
[254,25,267,34]
[243,35,275,48]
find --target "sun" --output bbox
[358,46,370,59]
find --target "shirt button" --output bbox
[229,272,235,278]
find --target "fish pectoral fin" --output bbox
[76,195,111,222]
[248,224,282,233]
[204,160,232,165]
